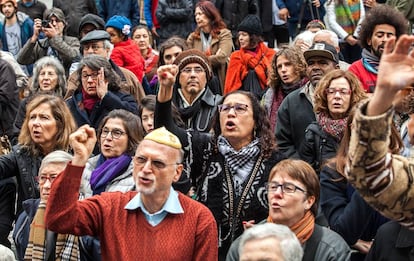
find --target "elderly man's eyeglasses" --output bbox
[83,44,104,51]
[38,175,58,184]
[81,72,99,81]
[101,128,126,139]
[218,103,249,114]
[325,88,351,96]
[134,155,179,170]
[265,182,306,194]
[181,66,204,74]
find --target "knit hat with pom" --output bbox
[173,49,213,81]
[237,15,263,36]
[105,15,131,36]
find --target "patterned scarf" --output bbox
[81,88,100,113]
[316,111,348,141]
[334,0,361,35]
[25,202,79,260]
[361,48,380,74]
[90,154,132,195]
[201,31,212,56]
[218,136,260,197]
[267,210,315,245]
[144,47,157,74]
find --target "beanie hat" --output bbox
[237,15,263,36]
[79,14,105,34]
[173,49,213,81]
[43,7,66,25]
[0,0,16,8]
[105,15,131,36]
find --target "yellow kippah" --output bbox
[144,127,182,149]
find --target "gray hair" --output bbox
[31,56,66,97]
[314,29,339,48]
[39,150,73,174]
[293,30,315,47]
[239,223,303,261]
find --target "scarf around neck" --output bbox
[267,210,315,245]
[81,88,100,113]
[90,154,132,195]
[334,0,361,35]
[217,136,260,197]
[25,202,80,261]
[316,111,348,141]
[361,48,380,74]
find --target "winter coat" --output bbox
[155,0,193,44]
[98,0,140,27]
[66,89,139,130]
[215,0,258,38]
[110,39,145,82]
[17,0,47,20]
[348,58,377,93]
[53,0,97,37]
[0,12,33,54]
[275,81,316,158]
[187,28,233,92]
[16,35,80,77]
[0,59,19,138]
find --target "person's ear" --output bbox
[172,164,183,183]
[304,195,315,211]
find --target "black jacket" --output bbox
[0,59,19,138]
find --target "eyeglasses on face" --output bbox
[100,128,126,139]
[134,155,179,170]
[218,103,249,114]
[181,66,205,74]
[81,72,99,81]
[265,181,306,194]
[325,88,351,96]
[38,175,58,184]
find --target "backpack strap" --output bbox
[302,224,323,261]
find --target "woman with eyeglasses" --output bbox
[299,69,367,173]
[155,64,285,260]
[226,159,351,261]
[77,109,144,260]
[66,55,139,136]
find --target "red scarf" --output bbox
[224,42,275,94]
[81,88,100,113]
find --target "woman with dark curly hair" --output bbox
[66,55,139,132]
[261,46,308,132]
[155,64,285,260]
[299,69,367,172]
[187,0,233,92]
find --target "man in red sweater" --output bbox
[45,125,218,261]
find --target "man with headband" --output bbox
[44,125,218,260]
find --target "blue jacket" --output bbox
[0,12,34,74]
[98,0,140,27]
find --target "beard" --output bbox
[372,44,385,58]
[136,184,155,195]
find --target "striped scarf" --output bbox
[334,0,361,35]
[25,202,80,260]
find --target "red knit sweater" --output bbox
[45,163,218,261]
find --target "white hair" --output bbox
[39,150,73,173]
[314,29,339,48]
[293,30,315,47]
[239,223,303,261]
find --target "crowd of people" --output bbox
[0,0,413,260]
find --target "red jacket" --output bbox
[348,59,377,93]
[110,39,145,82]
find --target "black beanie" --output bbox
[237,15,263,36]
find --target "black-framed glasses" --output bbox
[101,128,126,139]
[265,182,306,194]
[81,72,99,81]
[134,155,179,170]
[325,88,351,96]
[218,103,249,114]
